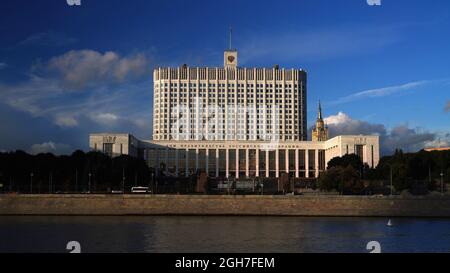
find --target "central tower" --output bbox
[224,28,238,68]
[224,49,238,68]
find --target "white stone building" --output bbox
[89,48,380,179]
[153,49,307,142]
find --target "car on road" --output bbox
[131,186,151,194]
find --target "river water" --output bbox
[0,216,449,253]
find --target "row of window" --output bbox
[146,148,325,175]
[156,83,301,88]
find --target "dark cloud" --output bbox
[445,101,450,112]
[318,112,448,155]
[382,126,436,154]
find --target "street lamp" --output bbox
[88,173,92,194]
[441,172,444,195]
[30,172,34,194]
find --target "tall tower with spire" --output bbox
[312,101,329,141]
[224,27,238,68]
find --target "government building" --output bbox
[89,48,380,179]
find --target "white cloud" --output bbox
[324,112,386,136]
[330,81,429,105]
[324,112,352,125]
[30,141,72,155]
[423,137,450,149]
[0,76,61,116]
[55,115,79,128]
[46,50,149,89]
[322,112,444,154]
[0,50,152,132]
[91,113,119,125]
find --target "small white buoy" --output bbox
[387,219,393,227]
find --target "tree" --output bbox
[340,165,363,194]
[328,154,363,173]
[318,167,341,191]
[318,165,363,194]
[0,150,151,194]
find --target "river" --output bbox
[0,216,449,253]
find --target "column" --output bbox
[245,148,249,177]
[255,148,260,177]
[205,149,209,175]
[236,148,239,179]
[305,149,309,178]
[226,148,229,178]
[185,149,189,178]
[285,149,289,174]
[216,148,219,178]
[275,148,279,178]
[295,149,299,178]
[195,148,199,172]
[265,150,269,178]
[315,149,319,178]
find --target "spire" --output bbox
[312,100,329,142]
[229,27,233,50]
[318,100,322,120]
[224,27,238,68]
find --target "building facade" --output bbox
[89,48,380,179]
[89,133,379,179]
[153,50,307,142]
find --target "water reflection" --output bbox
[0,216,449,253]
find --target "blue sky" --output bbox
[0,0,449,155]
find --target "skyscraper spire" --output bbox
[312,100,328,141]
